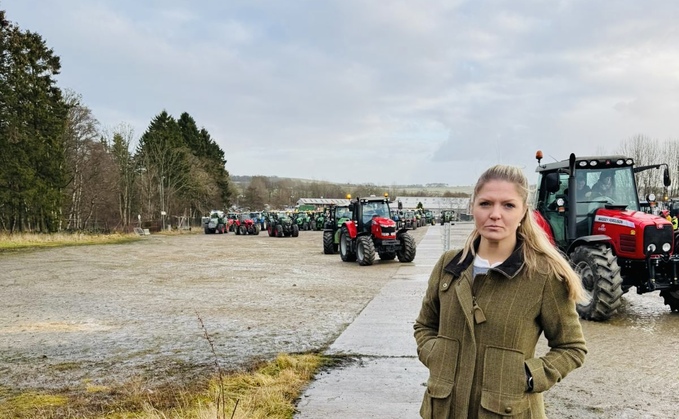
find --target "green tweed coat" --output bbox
[414,243,587,418]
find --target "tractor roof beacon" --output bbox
[533,151,679,320]
[338,194,416,266]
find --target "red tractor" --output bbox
[533,151,678,320]
[234,213,260,235]
[339,194,416,266]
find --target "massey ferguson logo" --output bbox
[594,215,635,228]
[598,225,606,232]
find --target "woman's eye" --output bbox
[505,203,516,209]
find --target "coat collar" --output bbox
[444,236,525,279]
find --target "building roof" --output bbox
[394,196,471,212]
[296,198,351,206]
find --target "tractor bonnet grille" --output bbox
[619,234,636,253]
[381,226,396,235]
[643,224,673,254]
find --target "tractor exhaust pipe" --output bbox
[568,153,577,242]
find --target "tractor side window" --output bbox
[545,174,568,211]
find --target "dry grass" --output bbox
[0,232,142,251]
[0,353,326,419]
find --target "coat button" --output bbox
[442,282,448,288]
[505,407,512,414]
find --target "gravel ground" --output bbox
[0,226,427,393]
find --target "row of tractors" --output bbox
[201,210,301,237]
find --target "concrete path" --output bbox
[295,223,473,419]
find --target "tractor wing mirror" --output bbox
[664,167,671,187]
[545,173,561,193]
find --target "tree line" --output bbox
[0,10,230,232]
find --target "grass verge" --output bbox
[0,353,337,419]
[0,232,142,251]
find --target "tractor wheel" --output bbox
[357,236,376,266]
[239,225,247,235]
[660,289,679,312]
[379,251,396,261]
[253,225,260,235]
[204,227,210,234]
[292,224,300,237]
[276,224,284,237]
[397,233,416,263]
[571,245,624,321]
[323,231,335,254]
[339,226,357,262]
[267,226,274,237]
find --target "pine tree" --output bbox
[0,11,68,232]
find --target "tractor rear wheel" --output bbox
[571,244,624,321]
[253,225,260,235]
[340,226,357,262]
[357,236,376,266]
[292,224,300,237]
[276,224,284,237]
[397,233,416,263]
[323,231,335,254]
[660,289,679,312]
[239,225,247,235]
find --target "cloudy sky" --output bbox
[5,1,679,186]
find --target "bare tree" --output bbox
[62,90,101,230]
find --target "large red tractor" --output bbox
[533,151,678,320]
[339,194,416,266]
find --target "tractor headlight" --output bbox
[647,244,657,253]
[662,243,672,252]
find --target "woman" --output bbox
[414,165,587,418]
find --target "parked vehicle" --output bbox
[267,211,299,237]
[323,204,352,254]
[533,150,678,320]
[202,210,228,234]
[339,194,416,265]
[235,213,260,235]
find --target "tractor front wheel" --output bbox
[571,244,624,321]
[323,231,335,254]
[660,289,679,312]
[276,224,284,237]
[339,226,357,262]
[397,233,416,263]
[292,224,300,237]
[357,236,376,266]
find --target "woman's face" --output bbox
[473,180,526,246]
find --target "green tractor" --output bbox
[293,211,311,231]
[311,211,326,231]
[202,210,228,234]
[424,210,435,225]
[440,210,455,225]
[322,205,353,254]
[267,211,299,237]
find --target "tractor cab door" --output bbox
[541,172,569,246]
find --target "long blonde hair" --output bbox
[459,164,588,303]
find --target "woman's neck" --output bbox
[476,237,516,266]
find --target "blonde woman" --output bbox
[414,164,587,418]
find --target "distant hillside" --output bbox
[231,175,474,195]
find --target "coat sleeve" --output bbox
[413,251,453,365]
[525,275,587,393]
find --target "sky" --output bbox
[4,1,679,186]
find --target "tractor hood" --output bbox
[592,207,674,258]
[594,207,670,229]
[372,216,396,228]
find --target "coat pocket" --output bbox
[480,346,531,417]
[425,335,460,386]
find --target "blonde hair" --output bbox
[459,164,588,303]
